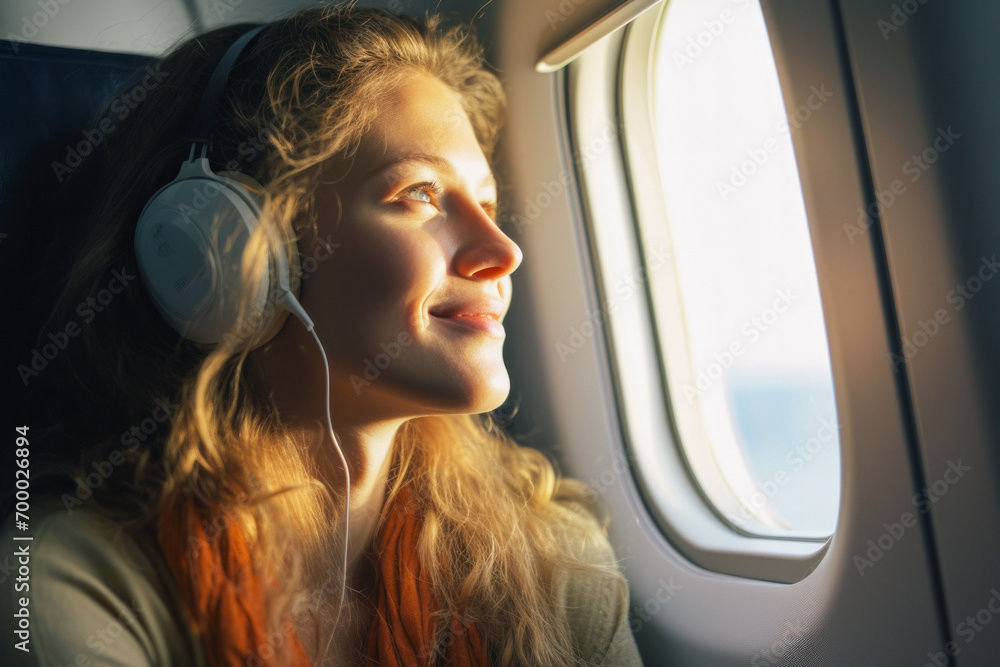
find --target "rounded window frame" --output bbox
[567,2,833,583]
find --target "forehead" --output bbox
[355,71,495,188]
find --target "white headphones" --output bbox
[132,25,350,623]
[134,24,312,345]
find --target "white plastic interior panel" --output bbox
[0,1,447,54]
[497,0,949,663]
[0,0,193,53]
[838,0,1000,663]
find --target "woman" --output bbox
[3,5,642,666]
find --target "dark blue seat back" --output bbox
[0,40,153,426]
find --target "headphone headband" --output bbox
[133,21,311,347]
[189,24,268,145]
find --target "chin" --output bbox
[372,354,513,418]
[472,379,512,414]
[449,375,511,415]
[420,369,512,417]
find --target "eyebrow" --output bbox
[365,152,497,191]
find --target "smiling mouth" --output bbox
[429,310,506,337]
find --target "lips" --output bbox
[429,299,506,337]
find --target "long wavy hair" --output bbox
[31,4,621,665]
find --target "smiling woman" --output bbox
[0,5,641,667]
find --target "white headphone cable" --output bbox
[279,292,351,648]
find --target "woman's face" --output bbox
[296,71,521,422]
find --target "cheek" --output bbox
[353,227,444,304]
[305,224,448,347]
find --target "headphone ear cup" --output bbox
[135,159,294,347]
[217,169,264,197]
[217,170,304,344]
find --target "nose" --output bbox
[453,203,523,280]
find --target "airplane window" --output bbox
[648,0,840,538]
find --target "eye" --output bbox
[398,181,442,206]
[480,200,498,223]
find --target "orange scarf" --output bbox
[364,487,489,666]
[157,488,489,667]
[156,493,312,667]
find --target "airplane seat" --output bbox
[0,40,152,421]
